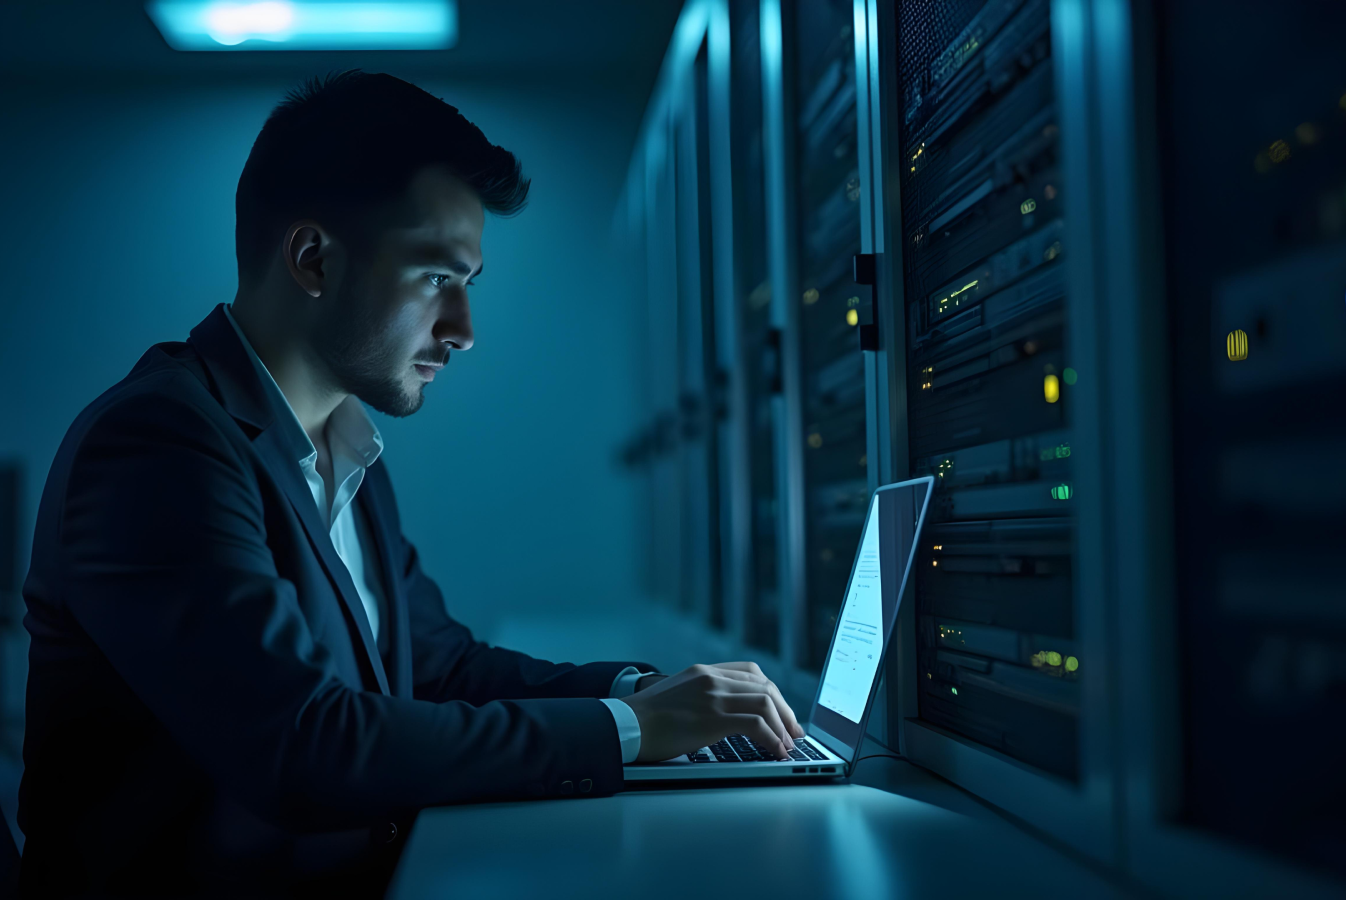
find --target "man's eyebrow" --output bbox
[408,245,482,278]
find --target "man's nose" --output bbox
[433,294,474,351]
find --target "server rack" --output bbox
[617,0,881,701]
[673,41,724,629]
[1159,6,1346,875]
[784,0,869,672]
[727,0,780,655]
[891,0,1080,782]
[1107,2,1346,894]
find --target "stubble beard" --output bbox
[311,287,426,419]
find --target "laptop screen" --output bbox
[809,476,932,754]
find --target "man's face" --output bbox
[312,165,484,417]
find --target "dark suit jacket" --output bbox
[19,304,648,896]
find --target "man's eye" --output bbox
[428,274,454,289]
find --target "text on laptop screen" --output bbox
[817,498,882,723]
[810,477,931,749]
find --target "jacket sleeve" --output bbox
[57,388,625,831]
[364,462,654,705]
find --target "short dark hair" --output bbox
[235,70,529,285]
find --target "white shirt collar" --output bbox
[222,304,384,469]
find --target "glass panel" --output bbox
[731,0,779,652]
[1160,3,1346,876]
[791,0,867,672]
[896,0,1079,780]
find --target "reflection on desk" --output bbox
[388,775,1129,899]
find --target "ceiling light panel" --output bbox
[145,1,457,51]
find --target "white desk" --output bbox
[387,760,1130,899]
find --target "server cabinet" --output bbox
[639,125,684,617]
[673,41,724,629]
[1159,8,1345,876]
[619,0,878,698]
[728,0,781,654]
[875,0,1345,888]
[621,15,727,631]
[894,0,1079,781]
[869,0,1114,862]
[1102,1,1346,894]
[783,0,869,672]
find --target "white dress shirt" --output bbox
[223,306,642,763]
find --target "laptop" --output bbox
[624,475,934,782]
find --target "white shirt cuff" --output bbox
[608,666,644,699]
[600,698,641,764]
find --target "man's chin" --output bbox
[356,381,426,419]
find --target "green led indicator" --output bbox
[1063,368,1078,385]
[951,687,958,696]
[1051,484,1073,500]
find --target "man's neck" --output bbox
[230,296,347,444]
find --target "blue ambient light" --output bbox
[145,1,457,51]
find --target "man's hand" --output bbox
[634,673,668,693]
[621,662,804,762]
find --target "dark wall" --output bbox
[0,71,651,649]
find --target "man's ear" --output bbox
[282,220,332,298]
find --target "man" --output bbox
[18,71,802,897]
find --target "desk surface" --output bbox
[388,761,1129,899]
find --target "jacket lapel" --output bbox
[357,470,413,699]
[188,304,391,696]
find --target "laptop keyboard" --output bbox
[684,735,829,764]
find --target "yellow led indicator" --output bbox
[846,309,859,326]
[1046,651,1063,667]
[807,433,823,449]
[802,288,820,305]
[1269,139,1291,163]
[932,560,939,567]
[1065,656,1079,672]
[1044,374,1060,403]
[1020,198,1037,215]
[936,279,979,314]
[1227,329,1248,361]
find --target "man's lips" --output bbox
[413,362,444,381]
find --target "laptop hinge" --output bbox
[807,726,857,770]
